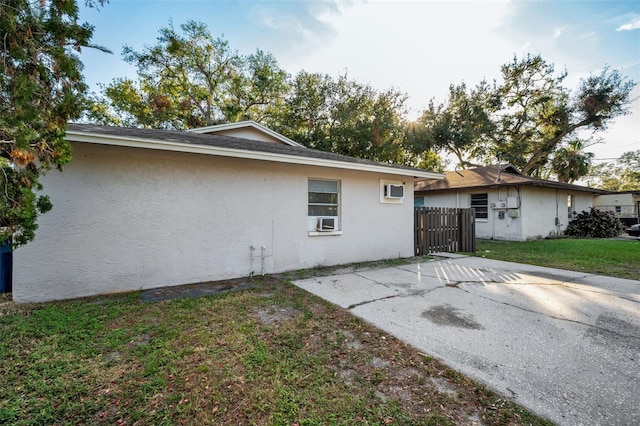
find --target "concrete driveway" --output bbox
[292,254,640,426]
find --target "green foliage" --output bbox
[564,207,624,238]
[550,139,594,183]
[89,20,289,128]
[585,150,640,191]
[417,82,495,168]
[0,0,108,246]
[89,21,443,169]
[272,71,417,164]
[422,54,635,178]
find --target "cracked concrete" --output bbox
[293,254,640,426]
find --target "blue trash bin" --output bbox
[0,239,12,294]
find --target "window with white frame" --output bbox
[470,193,488,219]
[308,179,340,232]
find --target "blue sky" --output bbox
[78,0,640,164]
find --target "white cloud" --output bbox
[553,26,565,38]
[617,16,640,31]
[283,0,514,115]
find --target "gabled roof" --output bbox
[187,120,304,147]
[67,124,444,180]
[415,164,610,194]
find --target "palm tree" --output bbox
[551,139,594,183]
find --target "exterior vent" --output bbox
[384,184,404,199]
[316,217,336,231]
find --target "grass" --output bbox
[0,275,552,426]
[475,238,640,280]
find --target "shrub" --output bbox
[564,207,623,238]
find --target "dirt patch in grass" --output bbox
[0,275,552,425]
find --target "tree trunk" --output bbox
[521,118,591,175]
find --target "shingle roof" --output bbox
[414,164,610,194]
[67,123,443,180]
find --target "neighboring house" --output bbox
[593,191,640,227]
[414,164,610,241]
[12,122,442,302]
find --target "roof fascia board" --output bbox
[66,130,443,180]
[416,181,607,194]
[187,121,304,147]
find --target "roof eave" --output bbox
[65,130,444,180]
[416,180,610,194]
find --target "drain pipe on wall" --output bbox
[261,246,266,276]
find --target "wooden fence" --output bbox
[415,207,476,255]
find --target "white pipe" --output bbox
[249,246,255,278]
[260,246,266,276]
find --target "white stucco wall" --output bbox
[421,188,522,240]
[418,185,595,241]
[594,193,638,220]
[13,142,415,302]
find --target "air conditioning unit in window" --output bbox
[384,184,405,199]
[316,217,336,231]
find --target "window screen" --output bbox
[308,180,339,217]
[470,193,488,219]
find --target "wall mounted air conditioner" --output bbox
[384,184,405,199]
[316,217,336,231]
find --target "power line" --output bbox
[592,157,623,161]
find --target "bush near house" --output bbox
[564,207,623,238]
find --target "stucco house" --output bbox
[593,191,640,227]
[12,122,442,302]
[414,164,610,241]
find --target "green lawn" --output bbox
[0,275,551,426]
[475,238,640,280]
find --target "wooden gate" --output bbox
[414,207,476,255]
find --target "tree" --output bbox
[585,150,640,191]
[270,72,413,164]
[550,139,594,183]
[518,62,635,176]
[89,21,289,129]
[1,0,108,247]
[418,83,495,169]
[402,121,446,172]
[423,54,636,177]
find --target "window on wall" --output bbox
[470,193,488,219]
[308,179,340,232]
[615,205,621,214]
[568,195,574,218]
